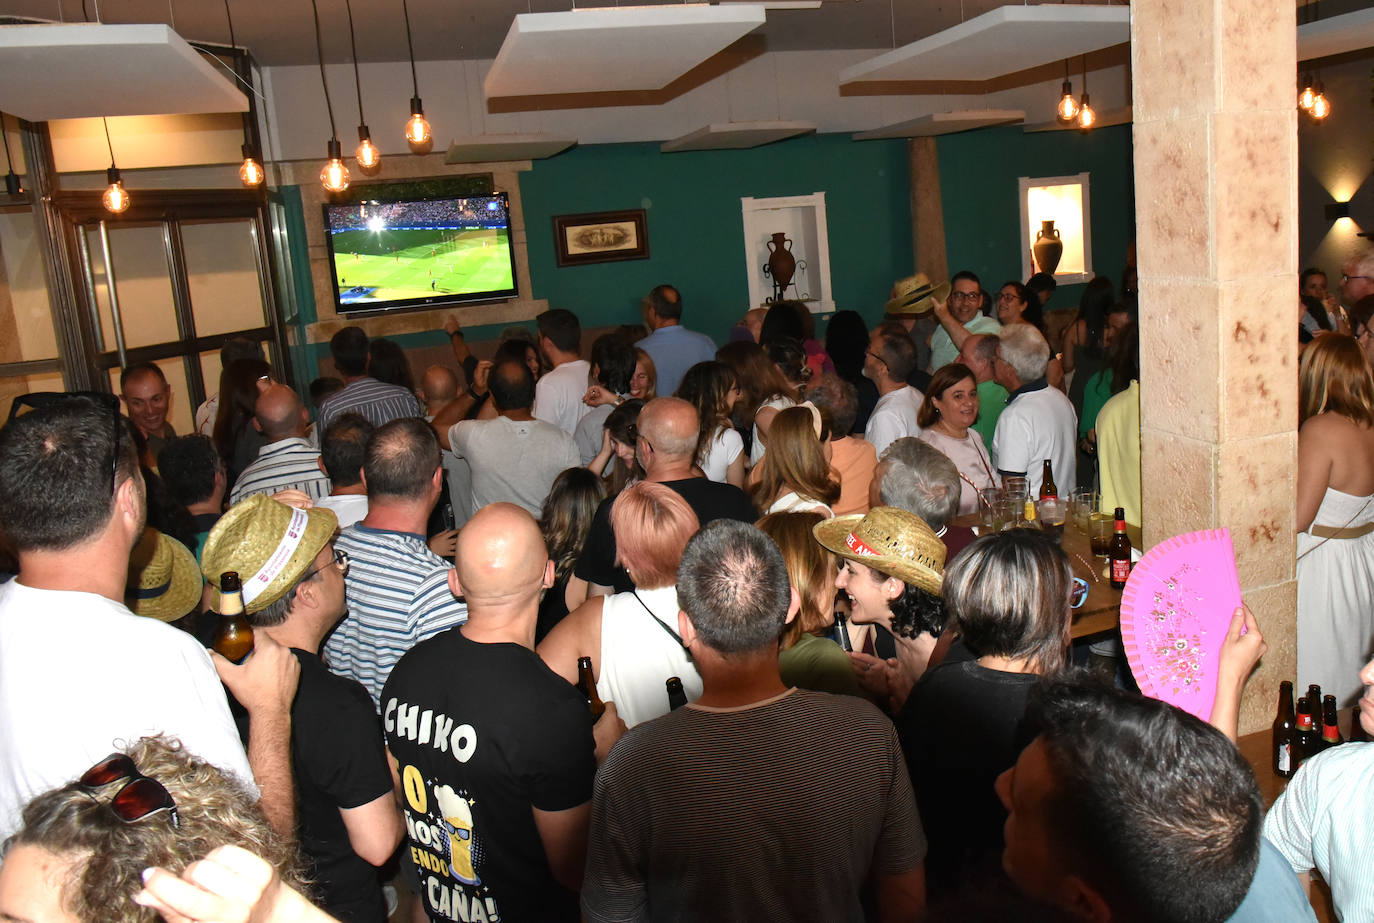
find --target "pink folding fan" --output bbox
[1119,529,1242,721]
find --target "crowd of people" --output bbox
[1,252,1373,922]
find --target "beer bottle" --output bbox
[1272,680,1296,778]
[576,656,606,721]
[1351,706,1370,743]
[1108,508,1132,589]
[210,571,254,665]
[833,609,852,653]
[666,676,687,711]
[1039,460,1058,500]
[1320,694,1343,750]
[1306,684,1323,724]
[1294,699,1319,767]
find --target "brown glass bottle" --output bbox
[1039,459,1058,500]
[833,610,852,653]
[1351,706,1370,743]
[1294,699,1319,767]
[210,571,254,664]
[1320,694,1343,750]
[666,676,688,711]
[1306,684,1323,725]
[1272,680,1296,778]
[576,656,606,721]
[1108,507,1132,589]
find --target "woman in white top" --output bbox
[676,360,746,488]
[537,482,703,728]
[718,339,805,467]
[750,405,840,518]
[916,363,996,517]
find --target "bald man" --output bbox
[418,363,474,528]
[573,397,758,600]
[382,504,614,922]
[229,383,331,504]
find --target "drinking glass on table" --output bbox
[979,487,1003,534]
[1089,511,1114,557]
[1037,497,1067,541]
[1003,476,1029,502]
[1070,488,1098,535]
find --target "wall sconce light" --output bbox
[1325,201,1352,222]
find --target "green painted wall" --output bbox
[517,135,915,342]
[936,123,1135,314]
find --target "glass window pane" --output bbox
[109,356,193,437]
[182,219,266,337]
[87,223,180,351]
[0,208,58,362]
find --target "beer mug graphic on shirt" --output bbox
[435,785,481,886]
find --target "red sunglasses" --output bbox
[79,753,179,829]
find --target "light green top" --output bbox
[780,633,862,697]
[972,378,1009,463]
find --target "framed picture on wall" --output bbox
[553,210,650,267]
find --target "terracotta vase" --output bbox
[1032,220,1063,275]
[766,232,796,291]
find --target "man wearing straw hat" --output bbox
[0,397,295,843]
[583,520,927,921]
[203,494,404,922]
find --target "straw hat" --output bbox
[813,506,945,596]
[126,529,203,622]
[884,272,951,316]
[201,494,338,614]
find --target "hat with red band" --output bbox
[813,505,945,596]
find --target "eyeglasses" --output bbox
[866,351,888,368]
[1070,577,1090,609]
[949,291,982,303]
[1343,274,1373,285]
[7,391,122,497]
[79,753,179,828]
[997,292,1022,302]
[301,548,349,584]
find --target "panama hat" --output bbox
[201,494,338,614]
[126,529,204,622]
[813,506,945,597]
[884,273,952,316]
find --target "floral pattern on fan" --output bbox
[1120,530,1242,721]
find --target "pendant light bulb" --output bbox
[1309,85,1331,120]
[102,166,130,214]
[1076,94,1096,130]
[405,96,432,154]
[1297,79,1316,111]
[238,145,264,188]
[320,139,350,193]
[355,126,382,176]
[1056,81,1080,122]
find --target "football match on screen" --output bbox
[326,197,515,306]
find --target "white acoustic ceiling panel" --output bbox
[839,5,1130,85]
[661,120,815,152]
[851,109,1025,140]
[1298,7,1374,62]
[444,134,577,163]
[484,5,768,98]
[1022,106,1132,133]
[0,23,248,121]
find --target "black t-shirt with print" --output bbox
[381,627,596,922]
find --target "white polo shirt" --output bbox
[865,386,924,458]
[991,380,1077,496]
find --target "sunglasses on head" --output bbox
[79,753,179,829]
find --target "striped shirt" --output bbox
[582,688,925,922]
[316,377,424,434]
[228,437,332,505]
[323,524,468,708]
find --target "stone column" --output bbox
[1132,0,1297,734]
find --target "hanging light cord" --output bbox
[402,0,419,97]
[0,113,14,174]
[223,0,235,49]
[345,0,365,123]
[102,117,117,166]
[310,0,338,140]
[1081,53,1088,93]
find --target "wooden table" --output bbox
[950,514,1138,641]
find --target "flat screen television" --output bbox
[322,192,518,314]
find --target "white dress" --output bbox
[1298,487,1374,707]
[918,428,997,516]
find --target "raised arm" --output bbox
[431,360,492,452]
[1208,605,1266,743]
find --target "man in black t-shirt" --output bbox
[575,397,756,595]
[383,503,620,922]
[202,494,403,922]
